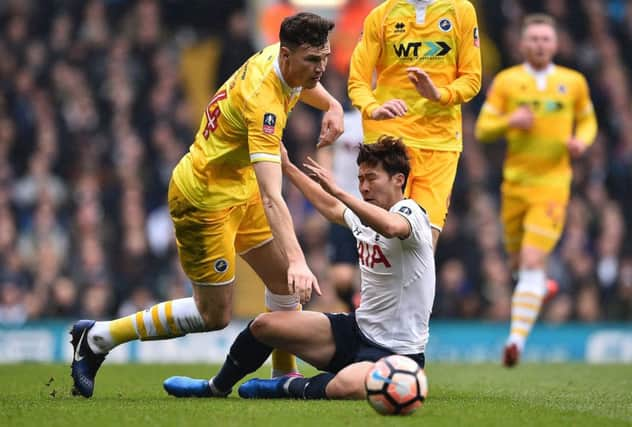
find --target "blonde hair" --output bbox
[521,13,557,35]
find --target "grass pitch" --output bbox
[1,363,631,427]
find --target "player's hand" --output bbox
[508,105,534,130]
[406,67,441,102]
[303,156,341,196]
[287,260,321,304]
[567,137,588,158]
[370,99,408,120]
[317,103,344,148]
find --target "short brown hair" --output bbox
[279,12,334,50]
[521,13,557,35]
[357,135,410,192]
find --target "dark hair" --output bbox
[521,13,557,35]
[279,12,335,49]
[357,135,410,192]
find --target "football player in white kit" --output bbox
[163,136,435,400]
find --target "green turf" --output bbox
[1,363,631,427]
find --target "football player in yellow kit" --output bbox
[475,14,597,367]
[70,12,344,397]
[349,0,482,250]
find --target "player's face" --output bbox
[282,42,330,89]
[521,24,558,69]
[358,162,405,210]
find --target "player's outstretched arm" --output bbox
[302,157,410,239]
[300,83,344,148]
[281,145,346,225]
[253,161,321,303]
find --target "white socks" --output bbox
[508,269,547,351]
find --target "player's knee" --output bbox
[327,375,365,400]
[249,312,275,341]
[196,305,231,330]
[520,247,546,270]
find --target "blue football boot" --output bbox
[163,376,230,398]
[70,320,106,398]
[238,377,289,399]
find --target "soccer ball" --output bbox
[365,355,428,415]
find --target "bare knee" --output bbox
[520,247,547,270]
[326,375,366,400]
[249,312,276,341]
[193,297,232,330]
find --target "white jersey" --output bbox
[343,198,435,354]
[332,109,363,198]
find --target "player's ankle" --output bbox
[209,377,231,396]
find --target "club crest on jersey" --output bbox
[263,113,276,134]
[399,206,412,215]
[214,258,229,273]
[439,18,452,32]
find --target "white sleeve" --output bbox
[392,199,431,247]
[343,207,361,230]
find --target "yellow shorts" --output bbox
[501,182,568,254]
[403,148,460,230]
[168,179,272,285]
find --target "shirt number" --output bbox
[203,90,227,138]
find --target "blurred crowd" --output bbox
[0,0,630,324]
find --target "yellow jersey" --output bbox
[172,43,302,211]
[348,0,481,151]
[475,63,597,188]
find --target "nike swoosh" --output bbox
[74,329,87,362]
[371,371,408,395]
[371,371,391,383]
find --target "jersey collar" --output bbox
[406,0,436,24]
[524,62,555,91]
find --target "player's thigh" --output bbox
[522,196,567,255]
[250,311,335,367]
[168,179,241,285]
[404,148,460,231]
[326,362,374,400]
[237,197,290,295]
[501,184,527,256]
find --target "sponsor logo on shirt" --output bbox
[394,22,406,33]
[393,41,451,58]
[358,241,391,269]
[263,113,276,134]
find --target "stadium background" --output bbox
[0,0,630,362]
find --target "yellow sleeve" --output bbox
[437,1,482,106]
[475,74,510,142]
[245,99,284,164]
[348,9,382,120]
[573,74,598,146]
